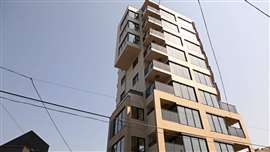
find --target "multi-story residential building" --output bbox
[107,0,253,151]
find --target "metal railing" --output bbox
[161,109,179,123]
[228,126,245,138]
[219,102,237,113]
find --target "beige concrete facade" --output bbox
[107,0,253,152]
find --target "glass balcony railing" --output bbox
[145,81,174,98]
[165,143,184,152]
[143,43,167,57]
[228,126,245,138]
[144,60,170,76]
[161,109,179,123]
[219,102,237,113]
[118,33,140,56]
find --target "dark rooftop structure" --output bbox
[0,130,49,152]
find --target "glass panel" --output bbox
[167,46,186,61]
[199,139,208,152]
[205,92,214,107]
[184,40,201,53]
[218,117,228,135]
[212,115,222,133]
[211,94,220,108]
[227,144,235,152]
[220,143,228,152]
[138,138,145,152]
[164,32,182,46]
[162,20,179,32]
[170,63,191,79]
[180,84,189,100]
[193,110,202,128]
[215,143,222,152]
[173,82,183,98]
[161,9,176,21]
[183,136,193,152]
[199,91,207,105]
[186,108,195,127]
[177,106,187,125]
[188,87,197,102]
[208,114,215,131]
[191,137,201,152]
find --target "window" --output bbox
[183,135,209,152]
[194,71,213,87]
[184,40,201,53]
[170,62,191,79]
[173,82,197,102]
[181,28,197,41]
[162,19,179,33]
[112,137,125,152]
[189,54,207,69]
[164,32,182,46]
[131,136,145,152]
[166,45,186,61]
[133,58,138,68]
[113,109,126,136]
[215,142,235,152]
[177,106,202,128]
[121,75,126,86]
[129,11,139,20]
[207,114,228,135]
[178,17,194,30]
[161,9,176,21]
[199,90,220,108]
[131,106,144,121]
[128,33,140,44]
[132,73,139,86]
[129,21,139,31]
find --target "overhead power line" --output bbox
[0,102,24,133]
[0,65,114,99]
[30,78,73,152]
[0,89,110,119]
[0,96,108,123]
[196,0,228,102]
[244,0,270,18]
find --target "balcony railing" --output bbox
[161,109,179,123]
[145,81,174,98]
[143,6,160,16]
[228,126,245,138]
[118,34,140,56]
[144,60,170,76]
[165,143,184,152]
[144,43,167,57]
[142,16,162,30]
[143,28,164,42]
[219,102,237,113]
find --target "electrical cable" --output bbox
[244,0,270,18]
[30,79,73,152]
[197,0,228,102]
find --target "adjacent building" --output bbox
[107,0,253,151]
[0,130,49,152]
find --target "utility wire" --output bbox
[0,102,24,133]
[0,89,110,119]
[30,79,73,152]
[0,65,114,99]
[0,96,108,123]
[0,90,269,149]
[244,0,270,18]
[197,0,228,101]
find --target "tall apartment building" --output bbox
[107,0,253,152]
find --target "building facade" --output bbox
[107,0,253,151]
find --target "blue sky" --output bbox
[0,0,269,151]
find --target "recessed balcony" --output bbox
[142,6,161,19]
[115,33,141,70]
[142,16,162,32]
[143,28,165,46]
[144,43,167,62]
[144,60,171,83]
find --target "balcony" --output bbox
[142,16,162,32]
[228,126,245,138]
[145,81,174,98]
[144,43,167,62]
[219,102,237,113]
[115,33,141,70]
[143,28,165,46]
[143,0,159,10]
[142,6,161,19]
[161,109,179,123]
[144,60,171,83]
[118,89,144,106]
[165,143,184,152]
